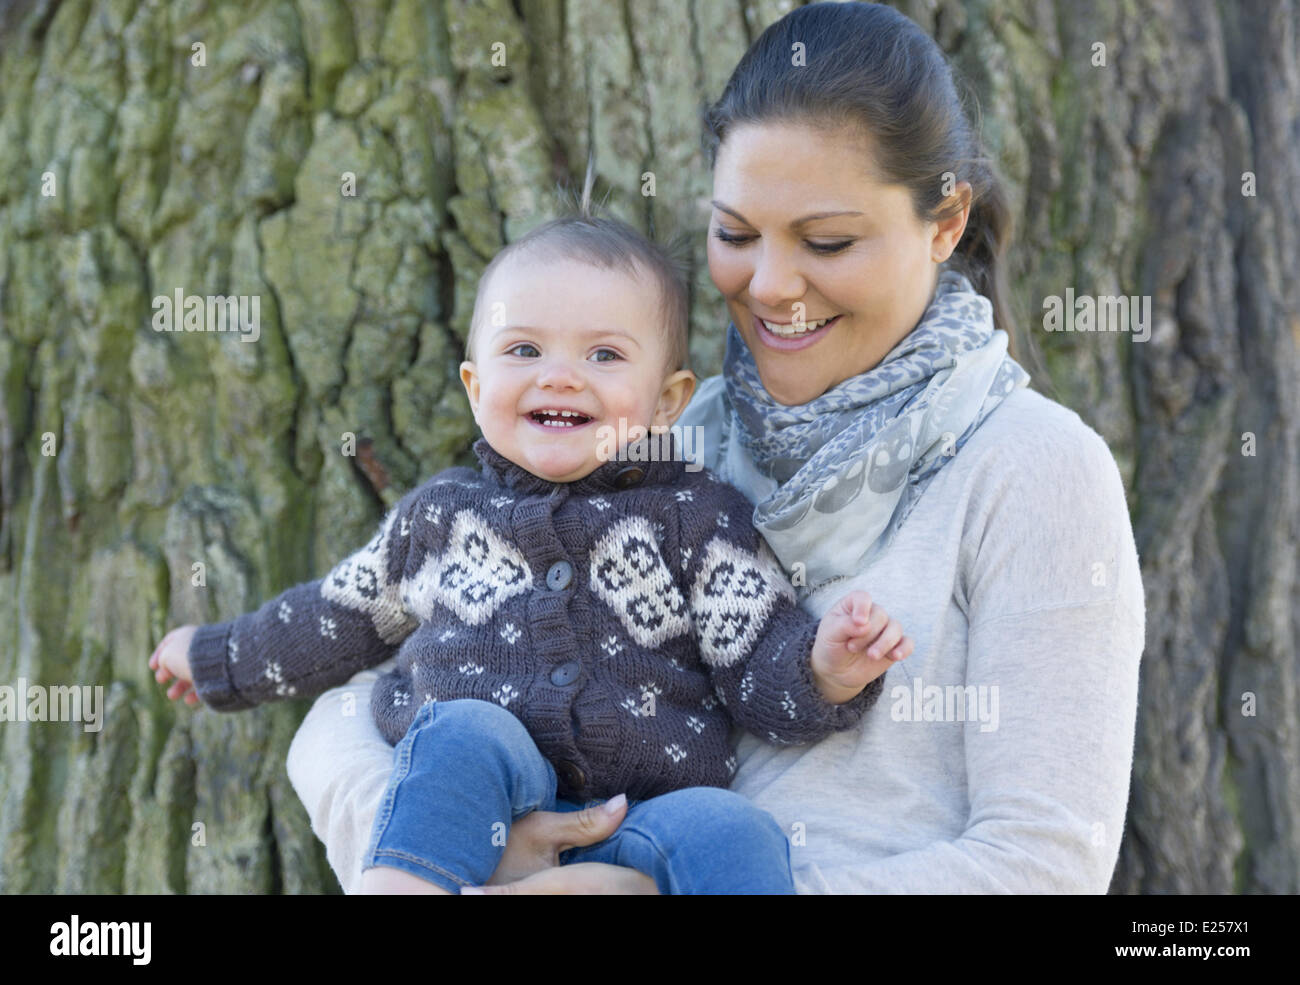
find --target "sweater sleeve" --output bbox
[789,425,1145,894]
[676,476,883,744]
[187,485,432,711]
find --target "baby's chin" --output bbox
[516,446,602,483]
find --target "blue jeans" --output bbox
[361,699,795,894]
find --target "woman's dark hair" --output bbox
[702,1,1025,363]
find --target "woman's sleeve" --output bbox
[285,659,398,895]
[792,423,1146,894]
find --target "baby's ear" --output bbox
[459,361,480,415]
[657,369,696,425]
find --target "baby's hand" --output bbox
[149,625,200,706]
[810,591,912,704]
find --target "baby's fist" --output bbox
[149,626,200,706]
[811,591,912,703]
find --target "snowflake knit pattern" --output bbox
[187,434,883,801]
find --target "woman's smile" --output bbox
[752,312,842,351]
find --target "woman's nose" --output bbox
[747,245,807,310]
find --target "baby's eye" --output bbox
[590,349,621,362]
[506,343,540,357]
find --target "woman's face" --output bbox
[707,120,970,406]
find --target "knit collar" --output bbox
[473,431,690,496]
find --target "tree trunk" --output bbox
[0,0,1295,893]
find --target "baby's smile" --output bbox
[525,406,597,430]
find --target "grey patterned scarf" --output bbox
[723,269,1031,585]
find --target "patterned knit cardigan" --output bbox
[188,435,883,801]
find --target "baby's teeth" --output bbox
[534,409,590,426]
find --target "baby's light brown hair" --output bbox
[465,171,691,377]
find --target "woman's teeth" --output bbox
[760,315,836,338]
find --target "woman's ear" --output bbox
[931,180,973,263]
[653,369,697,428]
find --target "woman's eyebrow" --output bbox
[711,200,864,226]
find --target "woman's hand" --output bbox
[470,794,659,894]
[466,862,659,895]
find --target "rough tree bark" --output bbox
[0,0,1295,893]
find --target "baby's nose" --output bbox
[537,359,585,388]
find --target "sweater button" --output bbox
[555,759,586,792]
[550,660,581,686]
[614,465,645,489]
[613,467,644,491]
[546,560,573,590]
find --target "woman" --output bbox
[285,1,1144,894]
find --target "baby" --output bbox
[150,212,912,895]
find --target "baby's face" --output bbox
[460,254,692,483]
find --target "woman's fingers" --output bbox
[549,794,628,853]
[464,862,658,895]
[487,795,631,886]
